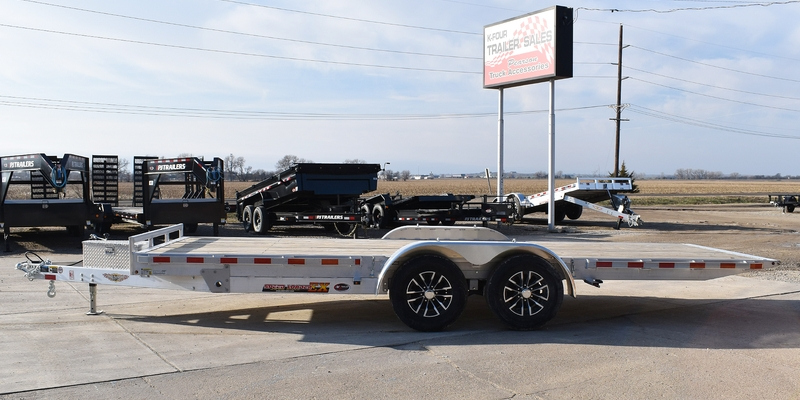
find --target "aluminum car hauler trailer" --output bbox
[0,153,107,251]
[506,177,642,229]
[110,157,226,235]
[236,163,381,236]
[16,223,776,331]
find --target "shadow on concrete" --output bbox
[110,291,800,350]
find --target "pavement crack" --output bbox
[423,344,517,398]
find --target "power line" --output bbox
[0,94,609,120]
[625,66,800,101]
[0,23,480,75]
[19,0,480,61]
[629,45,800,83]
[627,104,800,139]
[218,0,481,36]
[630,77,800,112]
[577,1,800,13]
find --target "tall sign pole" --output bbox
[484,6,572,229]
[497,88,504,198]
[547,79,556,230]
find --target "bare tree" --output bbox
[344,159,366,164]
[400,170,411,181]
[275,155,312,170]
[118,158,132,182]
[225,154,246,181]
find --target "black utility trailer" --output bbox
[361,193,514,229]
[0,153,103,250]
[111,157,226,235]
[236,163,381,236]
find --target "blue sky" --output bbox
[2,0,799,176]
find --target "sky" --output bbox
[2,0,800,177]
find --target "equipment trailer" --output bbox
[0,153,104,251]
[506,177,642,229]
[361,193,514,228]
[110,157,226,235]
[236,163,381,236]
[16,224,776,331]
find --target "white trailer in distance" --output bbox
[16,224,775,331]
[506,178,642,229]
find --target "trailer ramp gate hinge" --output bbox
[201,267,230,293]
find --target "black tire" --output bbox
[485,254,563,330]
[426,219,439,226]
[66,225,83,237]
[252,206,270,234]
[372,204,389,228]
[241,205,254,231]
[184,223,198,233]
[553,204,566,223]
[507,195,523,221]
[565,203,583,220]
[389,254,467,332]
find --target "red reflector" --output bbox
[321,259,338,265]
[254,258,271,264]
[187,257,204,263]
[153,256,170,263]
[288,259,305,265]
[45,274,56,280]
[597,261,613,268]
[659,263,675,268]
[355,259,361,265]
[720,263,736,269]
[690,263,705,269]
[627,262,644,268]
[220,258,238,264]
[750,264,763,270]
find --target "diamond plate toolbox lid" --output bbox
[83,240,130,270]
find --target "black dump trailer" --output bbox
[236,163,381,236]
[0,153,103,250]
[111,157,226,235]
[360,193,514,228]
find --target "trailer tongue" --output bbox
[15,224,777,332]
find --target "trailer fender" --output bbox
[376,241,576,298]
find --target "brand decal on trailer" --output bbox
[262,282,330,293]
[156,163,187,171]
[316,215,344,220]
[6,161,35,169]
[103,273,129,282]
[333,283,350,292]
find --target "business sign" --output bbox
[483,6,573,89]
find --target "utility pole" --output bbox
[612,24,629,177]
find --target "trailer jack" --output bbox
[583,279,603,288]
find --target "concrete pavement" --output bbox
[2,251,800,399]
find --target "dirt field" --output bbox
[5,179,800,279]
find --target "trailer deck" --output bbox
[17,224,776,331]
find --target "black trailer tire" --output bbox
[389,255,467,332]
[553,204,567,223]
[241,205,254,231]
[184,223,198,233]
[485,254,563,331]
[566,203,583,220]
[371,204,389,229]
[252,206,270,234]
[788,205,796,213]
